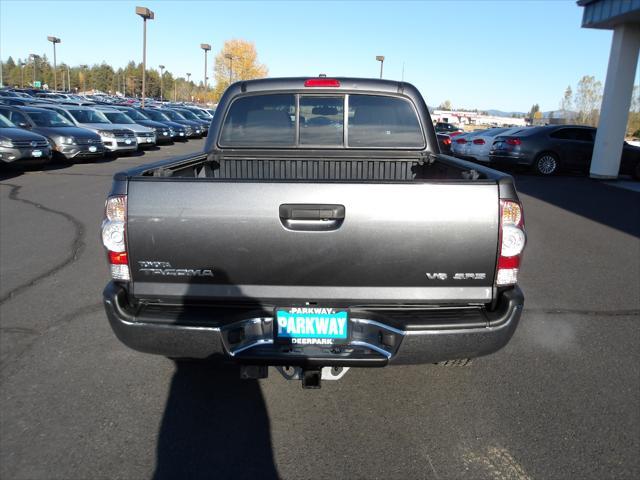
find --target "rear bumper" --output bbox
[103,282,524,366]
[489,153,530,166]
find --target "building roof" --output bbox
[578,0,640,29]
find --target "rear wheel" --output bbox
[533,152,559,176]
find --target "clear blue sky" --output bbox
[0,0,624,112]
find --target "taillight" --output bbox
[304,78,340,87]
[102,195,129,281]
[506,138,521,146]
[443,137,452,146]
[456,138,467,144]
[496,200,526,286]
[473,138,485,145]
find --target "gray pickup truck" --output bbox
[102,77,526,388]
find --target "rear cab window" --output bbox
[219,93,425,149]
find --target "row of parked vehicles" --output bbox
[0,88,215,167]
[438,124,640,180]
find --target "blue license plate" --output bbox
[275,307,349,345]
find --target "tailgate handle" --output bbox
[279,204,345,231]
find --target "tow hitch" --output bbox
[240,365,350,388]
[302,369,322,389]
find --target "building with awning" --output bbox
[578,0,640,178]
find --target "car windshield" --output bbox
[103,112,135,124]
[175,109,199,120]
[123,109,148,121]
[68,109,110,124]
[28,110,74,127]
[162,109,185,121]
[0,113,16,127]
[189,109,210,119]
[143,110,170,121]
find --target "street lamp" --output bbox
[47,36,61,91]
[80,64,88,92]
[19,61,25,88]
[29,54,40,87]
[224,53,235,84]
[200,43,211,91]
[159,64,165,101]
[136,6,155,107]
[376,55,385,79]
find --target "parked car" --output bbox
[101,77,526,389]
[490,125,640,178]
[0,112,52,166]
[165,107,209,135]
[111,106,174,144]
[182,105,214,121]
[0,105,105,162]
[0,97,38,106]
[453,128,516,163]
[157,108,203,138]
[0,90,21,98]
[435,122,463,136]
[137,108,189,140]
[94,107,157,148]
[36,105,138,154]
[437,133,452,154]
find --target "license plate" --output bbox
[179,132,184,136]
[125,139,132,145]
[31,149,42,158]
[163,132,168,136]
[88,146,97,152]
[275,307,349,345]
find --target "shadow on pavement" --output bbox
[152,271,278,480]
[513,173,640,238]
[0,159,72,180]
[153,361,278,480]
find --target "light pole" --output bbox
[224,53,235,84]
[19,61,25,88]
[200,43,211,91]
[80,64,88,92]
[66,65,71,92]
[47,36,61,91]
[136,6,155,107]
[376,55,385,79]
[186,73,191,102]
[29,54,40,87]
[159,64,165,101]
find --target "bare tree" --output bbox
[559,85,573,119]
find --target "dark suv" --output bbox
[0,113,52,166]
[0,106,105,162]
[490,125,640,179]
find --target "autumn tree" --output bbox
[212,39,268,101]
[574,75,602,126]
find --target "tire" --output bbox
[435,358,473,367]
[533,152,559,176]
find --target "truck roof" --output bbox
[222,77,418,96]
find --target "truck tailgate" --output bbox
[126,179,499,305]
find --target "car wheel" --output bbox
[534,153,559,175]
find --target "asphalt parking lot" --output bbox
[1,142,638,480]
